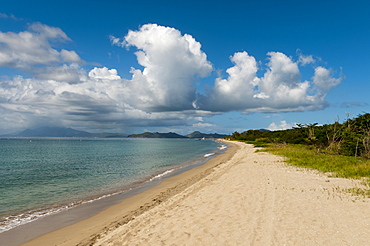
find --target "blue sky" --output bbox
[0,0,369,135]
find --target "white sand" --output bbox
[23,141,370,245]
[93,141,370,246]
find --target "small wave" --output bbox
[149,169,175,181]
[218,145,227,150]
[0,204,74,233]
[0,189,129,233]
[204,153,215,158]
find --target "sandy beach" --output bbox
[22,140,370,245]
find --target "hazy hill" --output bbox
[127,131,228,139]
[185,131,228,139]
[5,127,227,139]
[127,132,187,138]
[1,127,127,138]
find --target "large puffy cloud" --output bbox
[0,22,343,133]
[0,63,123,131]
[0,66,208,132]
[197,51,260,111]
[198,51,342,113]
[111,24,213,111]
[256,52,320,111]
[0,23,214,132]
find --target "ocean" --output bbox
[0,138,226,233]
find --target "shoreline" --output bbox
[6,140,370,245]
[94,141,370,245]
[1,145,221,234]
[0,138,222,231]
[2,140,236,246]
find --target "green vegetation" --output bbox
[227,113,370,159]
[262,144,370,197]
[262,144,370,180]
[225,113,370,196]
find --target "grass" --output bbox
[243,141,370,197]
[345,186,370,197]
[260,143,370,179]
[243,141,270,148]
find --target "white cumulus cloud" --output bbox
[88,67,121,81]
[198,51,341,113]
[0,23,343,133]
[298,54,315,65]
[0,72,206,132]
[313,66,342,92]
[267,120,297,131]
[112,23,213,112]
[0,22,83,73]
[197,51,259,111]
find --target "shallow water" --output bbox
[0,138,225,232]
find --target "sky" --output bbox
[0,0,369,135]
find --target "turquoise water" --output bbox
[0,138,225,232]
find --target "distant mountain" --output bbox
[1,128,228,139]
[127,131,228,139]
[1,127,127,138]
[185,131,228,139]
[92,133,128,138]
[127,132,187,138]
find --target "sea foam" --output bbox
[0,138,223,233]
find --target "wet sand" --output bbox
[21,141,370,245]
[16,141,237,245]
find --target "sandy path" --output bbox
[94,141,370,246]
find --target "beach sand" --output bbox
[22,141,370,245]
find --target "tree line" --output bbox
[227,113,370,158]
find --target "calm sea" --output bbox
[0,138,226,233]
